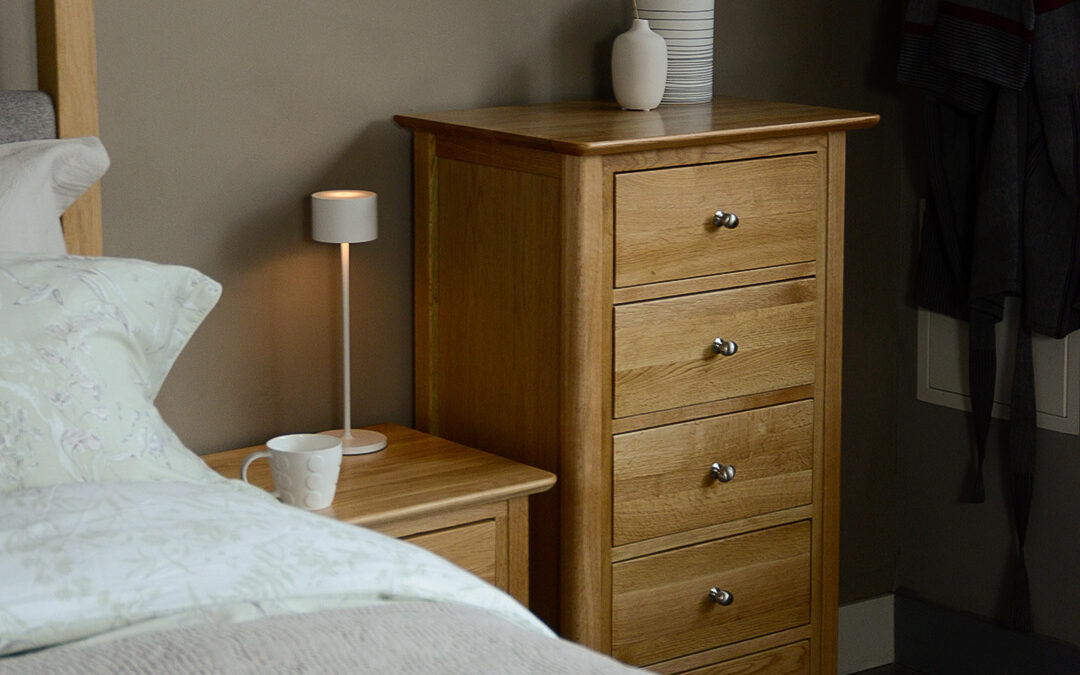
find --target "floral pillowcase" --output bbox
[0,253,228,491]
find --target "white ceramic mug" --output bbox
[241,433,343,510]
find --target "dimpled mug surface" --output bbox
[241,433,343,510]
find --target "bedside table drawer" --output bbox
[403,519,497,584]
[613,279,816,418]
[613,401,813,546]
[611,521,811,666]
[614,153,820,288]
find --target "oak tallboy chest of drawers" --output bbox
[396,99,878,674]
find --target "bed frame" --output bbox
[35,0,102,256]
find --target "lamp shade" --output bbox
[312,190,378,243]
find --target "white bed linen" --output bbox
[0,137,109,254]
[0,479,549,655]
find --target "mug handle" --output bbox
[240,450,279,498]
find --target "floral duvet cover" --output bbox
[0,479,547,655]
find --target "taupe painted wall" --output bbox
[2,1,905,608]
[0,2,35,89]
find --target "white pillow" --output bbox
[0,137,110,254]
[0,252,227,491]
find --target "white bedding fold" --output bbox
[0,480,549,655]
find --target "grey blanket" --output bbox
[0,602,636,674]
[0,90,56,142]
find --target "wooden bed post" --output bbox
[35,0,103,256]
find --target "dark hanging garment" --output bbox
[898,0,1080,631]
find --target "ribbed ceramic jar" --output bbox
[611,19,667,111]
[636,0,714,103]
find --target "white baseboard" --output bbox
[838,594,894,675]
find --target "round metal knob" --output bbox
[713,210,739,229]
[710,462,736,482]
[712,337,738,356]
[709,587,734,606]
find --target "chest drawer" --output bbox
[676,641,810,675]
[613,400,813,546]
[613,278,816,418]
[614,153,820,288]
[611,521,811,666]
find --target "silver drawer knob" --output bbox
[712,337,737,356]
[709,587,734,605]
[710,462,736,482]
[713,210,739,229]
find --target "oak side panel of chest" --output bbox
[415,141,567,630]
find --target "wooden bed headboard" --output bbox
[35,0,102,256]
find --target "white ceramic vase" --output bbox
[611,19,667,111]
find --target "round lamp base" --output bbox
[320,429,388,455]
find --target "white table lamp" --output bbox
[312,189,387,455]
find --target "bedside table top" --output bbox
[394,98,879,156]
[203,424,556,528]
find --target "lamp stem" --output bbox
[341,242,352,440]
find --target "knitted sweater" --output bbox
[899,0,1079,338]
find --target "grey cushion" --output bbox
[0,91,56,143]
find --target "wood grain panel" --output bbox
[615,154,819,287]
[395,99,879,156]
[559,154,612,649]
[648,627,812,674]
[507,496,530,605]
[678,641,810,675]
[36,0,102,256]
[612,262,817,306]
[614,279,816,418]
[611,385,813,435]
[437,134,561,177]
[613,401,813,545]
[612,521,811,666]
[368,501,501,539]
[431,157,564,629]
[611,505,813,564]
[602,135,826,174]
[817,131,847,675]
[404,520,497,583]
[412,131,438,431]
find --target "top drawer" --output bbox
[614,153,821,288]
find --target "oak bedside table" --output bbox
[203,423,556,607]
